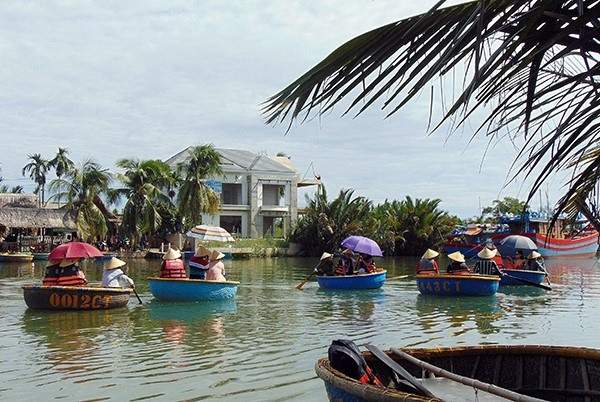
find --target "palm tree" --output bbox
[22,153,50,206]
[176,145,223,226]
[48,159,112,241]
[48,147,74,206]
[114,158,175,246]
[290,186,374,256]
[264,0,600,230]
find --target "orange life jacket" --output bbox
[57,265,88,287]
[42,264,60,286]
[160,259,187,278]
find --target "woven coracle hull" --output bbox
[22,285,132,310]
[316,345,600,402]
[500,269,546,286]
[316,270,386,289]
[148,277,239,301]
[416,274,500,296]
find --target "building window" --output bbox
[263,216,284,237]
[220,216,242,237]
[222,183,242,205]
[263,184,283,206]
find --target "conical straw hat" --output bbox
[422,249,439,260]
[210,250,225,261]
[105,257,126,271]
[163,248,182,260]
[320,252,333,261]
[528,251,542,259]
[194,245,211,257]
[477,247,496,260]
[447,251,465,263]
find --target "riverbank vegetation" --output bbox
[289,187,460,257]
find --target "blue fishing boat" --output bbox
[500,269,546,286]
[148,277,239,301]
[416,273,499,296]
[316,270,386,289]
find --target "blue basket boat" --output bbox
[148,277,239,301]
[316,270,386,290]
[416,273,499,296]
[500,269,546,286]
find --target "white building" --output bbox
[165,147,319,239]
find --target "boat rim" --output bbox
[22,284,133,293]
[147,277,240,285]
[316,269,387,279]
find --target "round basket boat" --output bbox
[22,284,132,310]
[148,277,239,301]
[316,344,600,401]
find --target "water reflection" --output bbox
[415,294,503,334]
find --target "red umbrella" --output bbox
[48,242,104,260]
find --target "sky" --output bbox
[0,1,565,218]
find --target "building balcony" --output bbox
[259,205,289,215]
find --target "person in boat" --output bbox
[527,251,546,272]
[57,258,88,286]
[159,248,187,279]
[189,245,211,279]
[334,248,355,276]
[473,247,503,276]
[510,250,527,269]
[417,249,439,274]
[102,257,135,288]
[446,251,469,274]
[206,250,227,282]
[356,253,377,274]
[42,259,62,286]
[314,252,335,276]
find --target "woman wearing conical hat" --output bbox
[205,250,227,282]
[159,248,187,279]
[189,245,211,280]
[102,257,135,288]
[417,249,439,274]
[473,247,502,276]
[446,251,470,274]
[527,251,545,272]
[314,252,334,276]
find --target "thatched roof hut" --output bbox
[0,194,38,208]
[0,207,77,229]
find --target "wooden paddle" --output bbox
[502,273,552,291]
[131,285,143,304]
[386,275,409,281]
[365,344,437,398]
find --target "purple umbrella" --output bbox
[341,236,383,257]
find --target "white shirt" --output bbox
[102,268,134,288]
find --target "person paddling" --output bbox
[473,247,502,276]
[102,257,135,289]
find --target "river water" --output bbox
[1,256,599,401]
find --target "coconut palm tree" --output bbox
[176,145,223,226]
[114,158,175,246]
[264,0,600,230]
[48,147,74,206]
[22,153,50,206]
[48,159,112,241]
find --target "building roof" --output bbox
[0,194,38,208]
[0,207,77,229]
[165,147,297,175]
